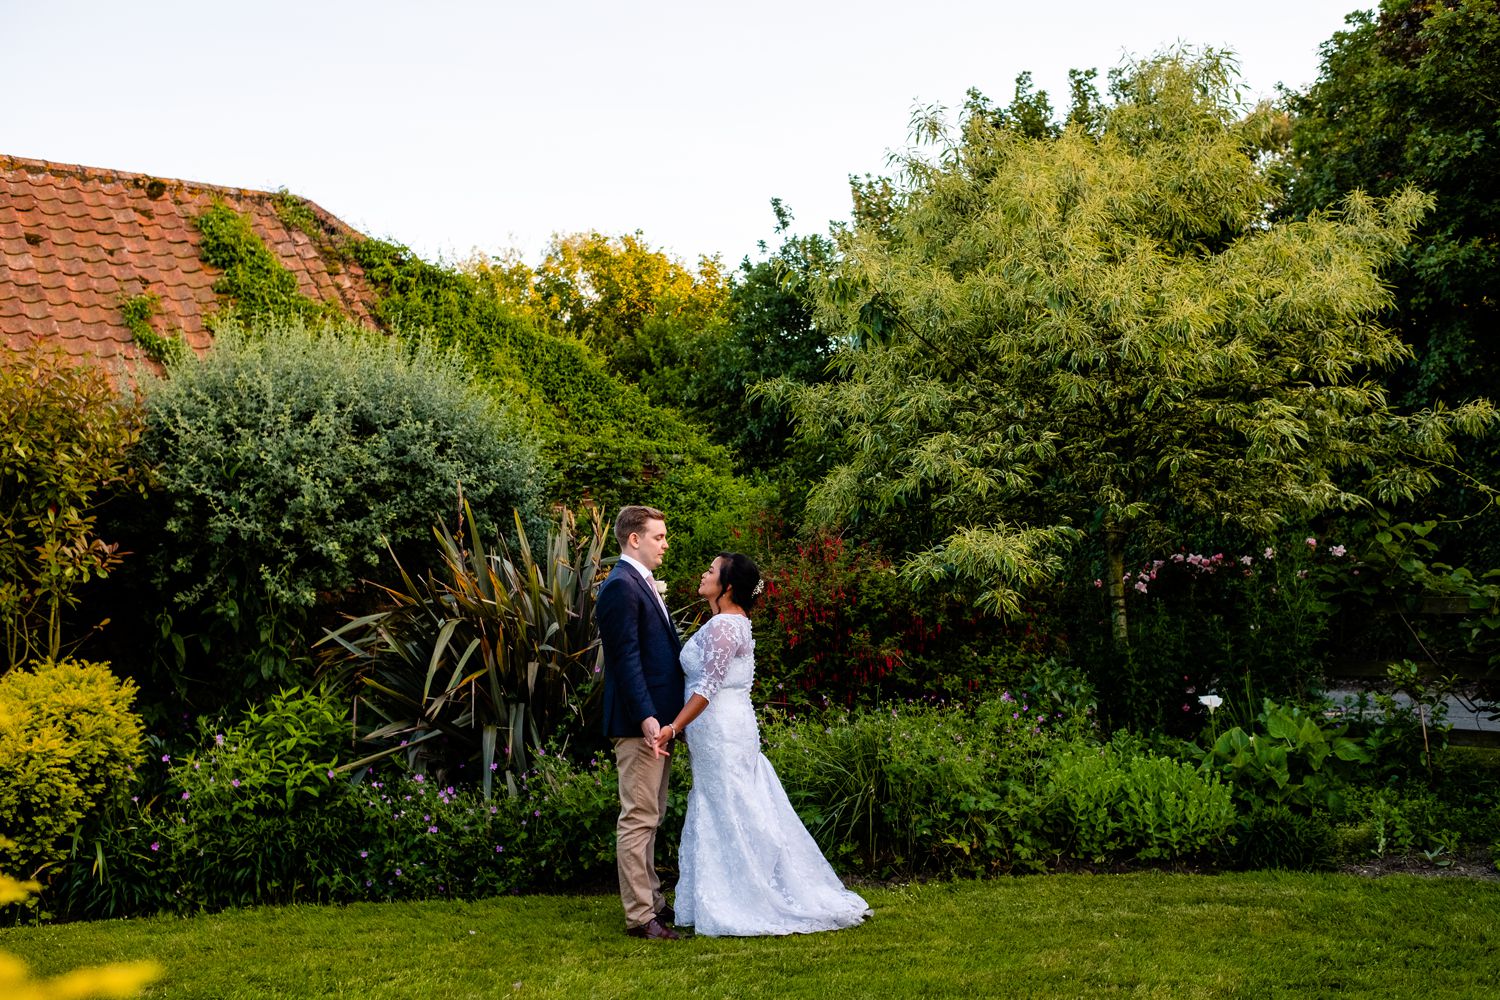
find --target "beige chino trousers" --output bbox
[613,735,672,928]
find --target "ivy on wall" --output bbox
[118,292,187,365]
[193,202,338,329]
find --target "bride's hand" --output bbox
[650,728,673,757]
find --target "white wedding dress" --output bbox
[675,613,871,937]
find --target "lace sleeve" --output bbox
[689,617,742,701]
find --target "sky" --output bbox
[5,0,1361,268]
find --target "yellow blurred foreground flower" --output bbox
[0,952,162,1000]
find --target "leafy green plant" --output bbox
[157,687,359,909]
[320,503,607,791]
[194,202,338,328]
[118,292,187,365]
[1048,741,1234,862]
[134,319,548,702]
[764,695,1064,875]
[0,659,144,892]
[1233,805,1338,871]
[1202,698,1369,811]
[0,346,145,665]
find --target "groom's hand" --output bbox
[641,717,661,742]
[650,728,673,757]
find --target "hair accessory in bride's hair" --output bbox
[752,578,765,597]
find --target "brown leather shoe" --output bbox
[626,917,681,941]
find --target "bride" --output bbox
[652,552,870,937]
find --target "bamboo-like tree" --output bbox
[768,51,1495,649]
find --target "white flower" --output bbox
[652,579,668,598]
[1198,694,1223,713]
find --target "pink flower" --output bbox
[1134,580,1148,594]
[1239,555,1252,566]
[1182,704,1192,712]
[1305,536,1317,549]
[1263,547,1275,559]
[1331,544,1346,557]
[150,842,160,851]
[181,791,190,800]
[1092,578,1102,588]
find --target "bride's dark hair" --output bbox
[715,552,762,613]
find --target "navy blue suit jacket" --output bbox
[596,561,684,739]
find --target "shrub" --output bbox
[0,659,144,887]
[0,346,144,665]
[764,695,1065,875]
[1048,741,1235,863]
[748,525,1066,712]
[52,727,631,917]
[320,503,610,784]
[134,319,548,700]
[145,687,360,909]
[1233,806,1338,871]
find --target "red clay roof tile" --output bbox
[1,154,383,378]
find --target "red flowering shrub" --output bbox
[744,523,1065,713]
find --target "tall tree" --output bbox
[770,51,1495,649]
[467,231,729,406]
[1283,0,1500,411]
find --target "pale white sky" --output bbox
[5,0,1360,266]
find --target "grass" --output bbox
[3,873,1498,999]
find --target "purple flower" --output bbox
[327,770,335,779]
[412,774,424,784]
[533,809,541,817]
[150,841,160,851]
[181,791,190,800]
[428,825,438,834]
[214,733,225,746]
[161,754,171,763]
[231,779,240,788]
[360,850,369,858]
[395,868,403,877]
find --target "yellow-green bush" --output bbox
[0,659,145,883]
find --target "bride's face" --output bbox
[697,557,726,602]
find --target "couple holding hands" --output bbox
[596,505,871,939]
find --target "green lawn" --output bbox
[4,873,1498,999]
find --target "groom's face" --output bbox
[632,518,668,571]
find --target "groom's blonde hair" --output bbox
[614,505,665,550]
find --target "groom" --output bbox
[596,505,685,940]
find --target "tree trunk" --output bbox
[1105,521,1129,651]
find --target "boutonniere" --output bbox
[652,579,669,598]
